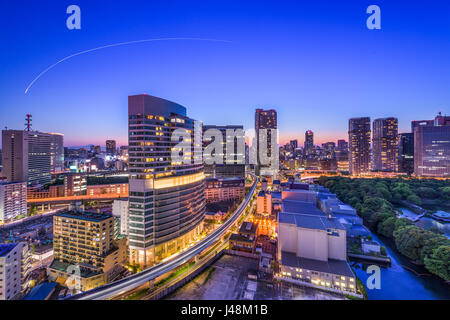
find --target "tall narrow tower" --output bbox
[348,117,371,175]
[372,117,398,172]
[304,130,314,156]
[255,108,277,177]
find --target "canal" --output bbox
[351,232,450,299]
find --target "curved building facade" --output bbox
[128,94,205,268]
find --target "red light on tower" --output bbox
[25,114,32,131]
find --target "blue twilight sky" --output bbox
[0,0,449,147]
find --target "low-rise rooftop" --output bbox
[282,200,325,216]
[50,260,103,278]
[239,221,258,235]
[279,212,344,231]
[0,243,18,257]
[229,233,254,243]
[55,211,112,223]
[281,251,354,278]
[271,192,282,200]
[23,282,57,300]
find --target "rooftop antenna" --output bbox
[25,114,32,131]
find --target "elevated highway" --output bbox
[67,173,258,300]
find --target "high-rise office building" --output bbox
[398,133,414,175]
[106,140,117,155]
[321,142,336,160]
[372,117,399,172]
[2,131,27,183]
[337,139,348,152]
[0,181,27,223]
[434,112,450,126]
[289,139,298,152]
[304,130,314,155]
[119,146,129,157]
[202,125,245,179]
[336,139,349,172]
[255,109,277,176]
[128,94,205,268]
[348,117,371,175]
[2,130,52,186]
[411,119,434,133]
[414,112,450,177]
[49,133,64,173]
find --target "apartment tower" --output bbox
[348,117,371,175]
[372,117,399,172]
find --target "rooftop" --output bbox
[23,282,57,300]
[282,189,317,202]
[286,182,310,190]
[0,243,18,257]
[337,204,355,211]
[362,239,380,246]
[0,181,26,186]
[279,212,344,231]
[50,260,103,278]
[271,192,282,200]
[282,200,325,217]
[317,192,337,200]
[230,233,254,243]
[281,251,354,278]
[239,221,258,235]
[56,211,112,223]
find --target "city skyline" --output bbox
[1,110,445,149]
[2,1,450,147]
[0,1,450,303]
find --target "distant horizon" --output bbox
[2,110,444,149]
[2,1,450,149]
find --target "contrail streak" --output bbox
[24,37,231,94]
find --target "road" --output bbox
[67,173,258,300]
[0,208,65,230]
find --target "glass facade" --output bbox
[127,94,205,268]
[372,117,398,172]
[414,125,450,177]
